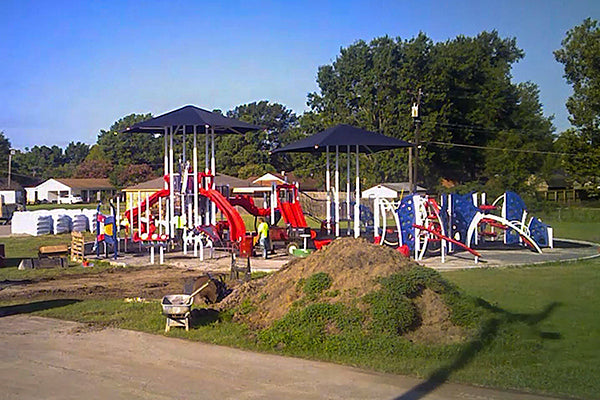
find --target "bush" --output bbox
[303,272,332,296]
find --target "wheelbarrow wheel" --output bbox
[286,242,299,255]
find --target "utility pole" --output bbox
[411,88,422,193]
[7,149,15,189]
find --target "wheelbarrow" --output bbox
[161,281,211,333]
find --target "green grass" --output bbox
[5,258,597,399]
[440,258,600,399]
[26,203,98,211]
[2,205,600,398]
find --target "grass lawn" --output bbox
[2,206,599,398]
[441,258,600,398]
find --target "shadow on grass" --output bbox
[190,308,220,328]
[0,299,81,318]
[1,258,24,268]
[393,301,561,400]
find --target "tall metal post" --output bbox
[193,126,199,227]
[163,128,168,189]
[210,127,216,225]
[169,127,175,238]
[325,146,331,234]
[346,146,351,235]
[411,88,422,193]
[335,146,340,237]
[354,145,360,238]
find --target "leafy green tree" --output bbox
[304,31,553,188]
[74,159,113,178]
[0,131,11,178]
[97,113,162,169]
[214,101,298,176]
[64,142,90,165]
[13,145,68,181]
[554,18,600,195]
[111,163,155,188]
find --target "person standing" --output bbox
[257,217,270,259]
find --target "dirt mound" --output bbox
[220,238,468,344]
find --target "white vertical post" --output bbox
[326,146,331,234]
[335,146,340,237]
[346,146,351,235]
[150,246,155,264]
[210,127,216,225]
[164,128,168,189]
[159,246,164,264]
[193,126,199,227]
[145,192,150,237]
[270,183,276,225]
[116,196,120,252]
[354,145,360,238]
[374,196,380,240]
[204,125,210,225]
[158,197,163,236]
[137,190,141,238]
[169,127,175,239]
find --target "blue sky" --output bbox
[1,0,599,149]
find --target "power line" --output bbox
[427,141,575,156]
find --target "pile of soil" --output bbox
[219,237,466,344]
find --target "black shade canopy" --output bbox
[271,124,412,154]
[122,105,262,134]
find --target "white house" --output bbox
[362,182,427,199]
[26,178,116,204]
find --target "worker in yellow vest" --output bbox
[257,217,270,259]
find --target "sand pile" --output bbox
[219,237,467,344]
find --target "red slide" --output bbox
[125,188,170,223]
[229,195,270,217]
[200,188,246,242]
[289,201,308,227]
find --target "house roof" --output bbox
[252,172,321,191]
[123,173,254,191]
[363,182,427,197]
[54,178,115,190]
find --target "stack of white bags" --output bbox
[12,209,99,236]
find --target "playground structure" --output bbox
[374,191,553,263]
[115,110,553,266]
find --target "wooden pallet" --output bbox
[71,231,85,262]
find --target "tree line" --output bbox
[1,19,598,198]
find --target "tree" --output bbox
[64,142,90,165]
[214,101,298,176]
[97,113,163,169]
[304,31,554,188]
[554,18,600,195]
[111,164,155,188]
[74,159,113,178]
[0,131,11,178]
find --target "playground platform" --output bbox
[420,238,600,270]
[111,238,599,273]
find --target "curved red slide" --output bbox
[200,188,246,242]
[229,195,270,217]
[125,188,170,223]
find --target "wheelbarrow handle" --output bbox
[186,281,212,305]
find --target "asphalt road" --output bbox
[0,315,561,400]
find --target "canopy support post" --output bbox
[210,127,216,225]
[169,126,175,240]
[326,146,331,235]
[354,145,360,238]
[346,146,351,236]
[193,125,199,230]
[335,146,340,237]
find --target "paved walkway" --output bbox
[0,315,561,400]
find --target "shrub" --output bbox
[303,272,332,296]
